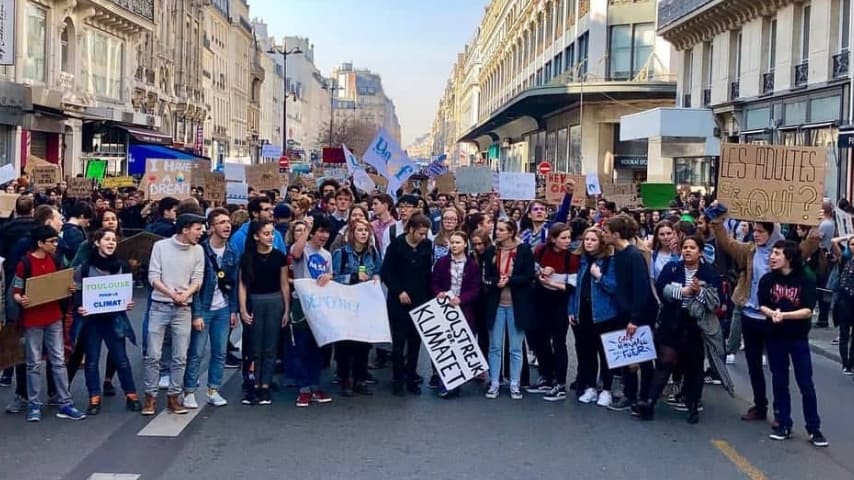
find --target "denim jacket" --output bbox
[567,254,619,323]
[331,244,382,285]
[191,238,240,318]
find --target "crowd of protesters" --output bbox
[2,172,852,449]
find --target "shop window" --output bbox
[809,96,841,123]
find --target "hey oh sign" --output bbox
[145,158,193,200]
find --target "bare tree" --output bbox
[317,119,377,157]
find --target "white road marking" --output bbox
[87,474,141,480]
[137,368,236,438]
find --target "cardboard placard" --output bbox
[600,326,657,369]
[545,173,584,206]
[31,165,60,187]
[145,158,193,201]
[0,163,17,185]
[202,171,226,203]
[405,177,428,197]
[610,193,640,209]
[66,178,93,198]
[498,172,536,200]
[245,163,285,192]
[435,173,456,194]
[101,176,136,189]
[0,324,25,370]
[24,268,74,308]
[601,183,636,197]
[455,166,493,194]
[116,231,164,264]
[0,192,19,217]
[717,144,827,225]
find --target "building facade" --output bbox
[252,19,284,160]
[435,0,677,182]
[331,62,402,145]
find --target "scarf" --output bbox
[90,250,122,275]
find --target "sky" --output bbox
[249,0,489,147]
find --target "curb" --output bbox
[808,340,842,364]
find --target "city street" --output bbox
[1,291,853,480]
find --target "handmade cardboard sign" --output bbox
[600,325,657,369]
[31,165,60,187]
[499,172,535,200]
[145,158,193,200]
[717,144,827,225]
[66,178,93,198]
[202,171,226,203]
[101,176,135,189]
[116,231,163,264]
[545,173,584,206]
[455,166,493,194]
[0,193,18,217]
[246,163,285,192]
[24,269,74,308]
[435,173,456,194]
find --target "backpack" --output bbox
[5,253,64,323]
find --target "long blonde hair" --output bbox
[573,226,613,259]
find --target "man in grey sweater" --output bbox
[142,213,206,415]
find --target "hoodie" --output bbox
[744,224,784,320]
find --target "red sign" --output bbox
[278,156,289,169]
[537,162,552,175]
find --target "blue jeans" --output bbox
[289,326,322,392]
[83,316,136,396]
[24,321,72,407]
[488,306,524,387]
[767,336,821,432]
[184,307,230,392]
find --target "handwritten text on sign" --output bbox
[545,173,584,206]
[717,144,826,226]
[82,273,133,316]
[292,279,392,347]
[409,296,488,390]
[145,159,193,200]
[600,325,657,369]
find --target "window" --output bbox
[565,44,575,73]
[557,127,568,172]
[633,23,655,77]
[841,0,851,51]
[24,4,47,82]
[554,52,563,77]
[704,42,713,88]
[578,32,589,76]
[800,5,811,62]
[734,31,742,79]
[61,22,70,74]
[545,61,552,81]
[683,49,693,105]
[769,18,778,70]
[609,25,632,80]
[569,125,582,173]
[80,29,124,99]
[536,67,543,86]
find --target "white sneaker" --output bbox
[158,375,170,390]
[726,354,735,365]
[182,393,199,409]
[208,389,228,407]
[762,355,768,367]
[485,385,499,399]
[596,390,612,407]
[578,387,598,404]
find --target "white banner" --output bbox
[600,325,657,369]
[836,207,854,237]
[342,144,360,175]
[499,172,535,200]
[293,279,392,347]
[409,296,488,390]
[226,182,248,205]
[82,273,133,316]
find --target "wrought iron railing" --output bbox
[762,71,774,94]
[833,51,849,78]
[730,80,739,100]
[702,88,711,105]
[108,0,154,21]
[794,62,808,87]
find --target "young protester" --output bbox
[329,205,372,252]
[380,213,434,396]
[602,215,657,412]
[13,225,85,421]
[331,218,382,396]
[289,215,334,406]
[430,230,481,398]
[61,201,95,264]
[831,234,854,375]
[635,235,721,424]
[145,197,179,237]
[528,223,578,401]
[370,193,396,253]
[73,229,141,415]
[142,213,205,415]
[709,204,819,422]
[568,227,618,407]
[326,187,353,250]
[649,220,681,281]
[483,219,535,400]
[431,208,463,265]
[521,200,550,248]
[230,196,287,256]
[470,228,493,371]
[182,208,240,408]
[758,240,827,447]
[238,220,290,406]
[381,194,433,257]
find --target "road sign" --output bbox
[537,162,552,175]
[279,155,290,169]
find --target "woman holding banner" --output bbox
[431,231,481,398]
[483,219,535,400]
[331,218,381,397]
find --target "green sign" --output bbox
[85,159,108,180]
[639,183,677,210]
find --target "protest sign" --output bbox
[409,296,488,390]
[717,143,827,225]
[66,177,93,198]
[352,168,375,193]
[610,194,640,209]
[202,171,226,203]
[101,176,135,189]
[292,279,392,347]
[85,159,108,180]
[0,324,25,370]
[455,166,493,194]
[31,165,60,187]
[0,193,18,217]
[601,182,636,197]
[117,231,163,264]
[226,182,249,205]
[499,172,535,200]
[246,163,284,191]
[600,325,657,369]
[836,207,854,237]
[82,273,133,316]
[145,158,192,200]
[223,163,246,183]
[0,163,17,185]
[24,268,74,308]
[545,173,584,206]
[405,177,429,196]
[435,172,456,194]
[368,173,388,192]
[585,173,602,196]
[639,183,676,210]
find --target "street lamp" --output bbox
[267,45,303,158]
[323,80,343,147]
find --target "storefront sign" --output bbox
[717,144,826,225]
[615,156,648,169]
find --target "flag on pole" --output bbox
[342,144,360,175]
[425,154,448,178]
[363,128,406,178]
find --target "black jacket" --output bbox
[613,244,656,327]
[381,234,433,317]
[0,216,36,279]
[482,243,536,332]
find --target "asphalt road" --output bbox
[1,290,853,480]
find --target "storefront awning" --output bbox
[128,144,210,175]
[122,125,172,145]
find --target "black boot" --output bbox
[686,402,700,424]
[632,400,654,420]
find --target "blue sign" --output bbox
[261,144,282,158]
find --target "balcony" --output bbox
[682,93,691,107]
[833,51,849,78]
[108,0,154,21]
[657,0,714,30]
[794,62,808,87]
[730,81,739,100]
[762,72,774,94]
[702,88,710,106]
